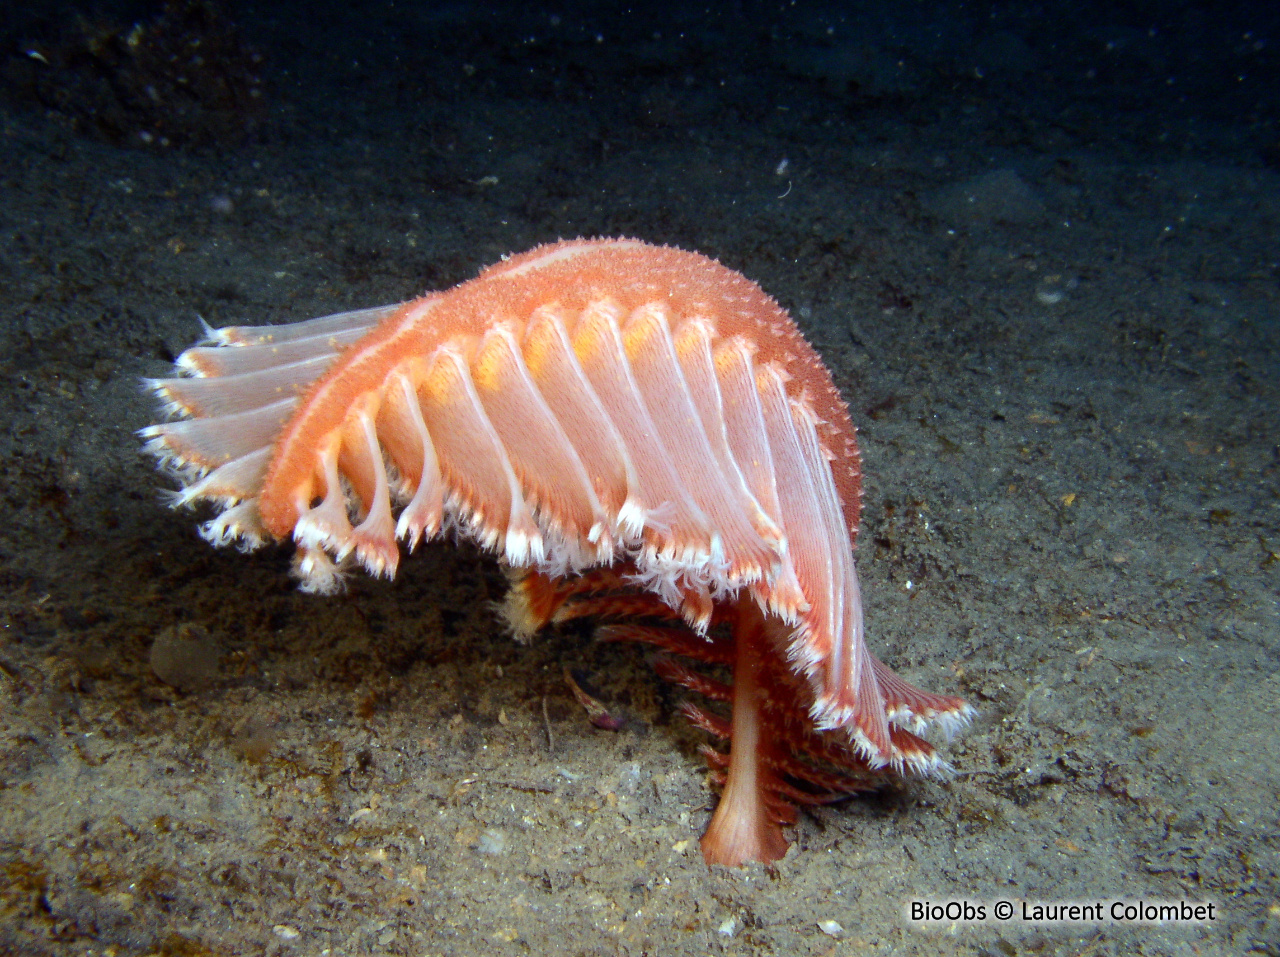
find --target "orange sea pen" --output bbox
[142,238,971,865]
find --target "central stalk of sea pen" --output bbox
[700,598,789,866]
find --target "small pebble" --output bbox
[1035,274,1068,305]
[478,828,507,855]
[717,917,739,937]
[150,623,220,692]
[818,919,844,938]
[272,924,300,940]
[617,761,643,793]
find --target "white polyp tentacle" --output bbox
[293,439,355,560]
[293,543,347,595]
[437,344,545,568]
[350,410,400,578]
[393,373,445,549]
[482,322,615,564]
[198,499,267,551]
